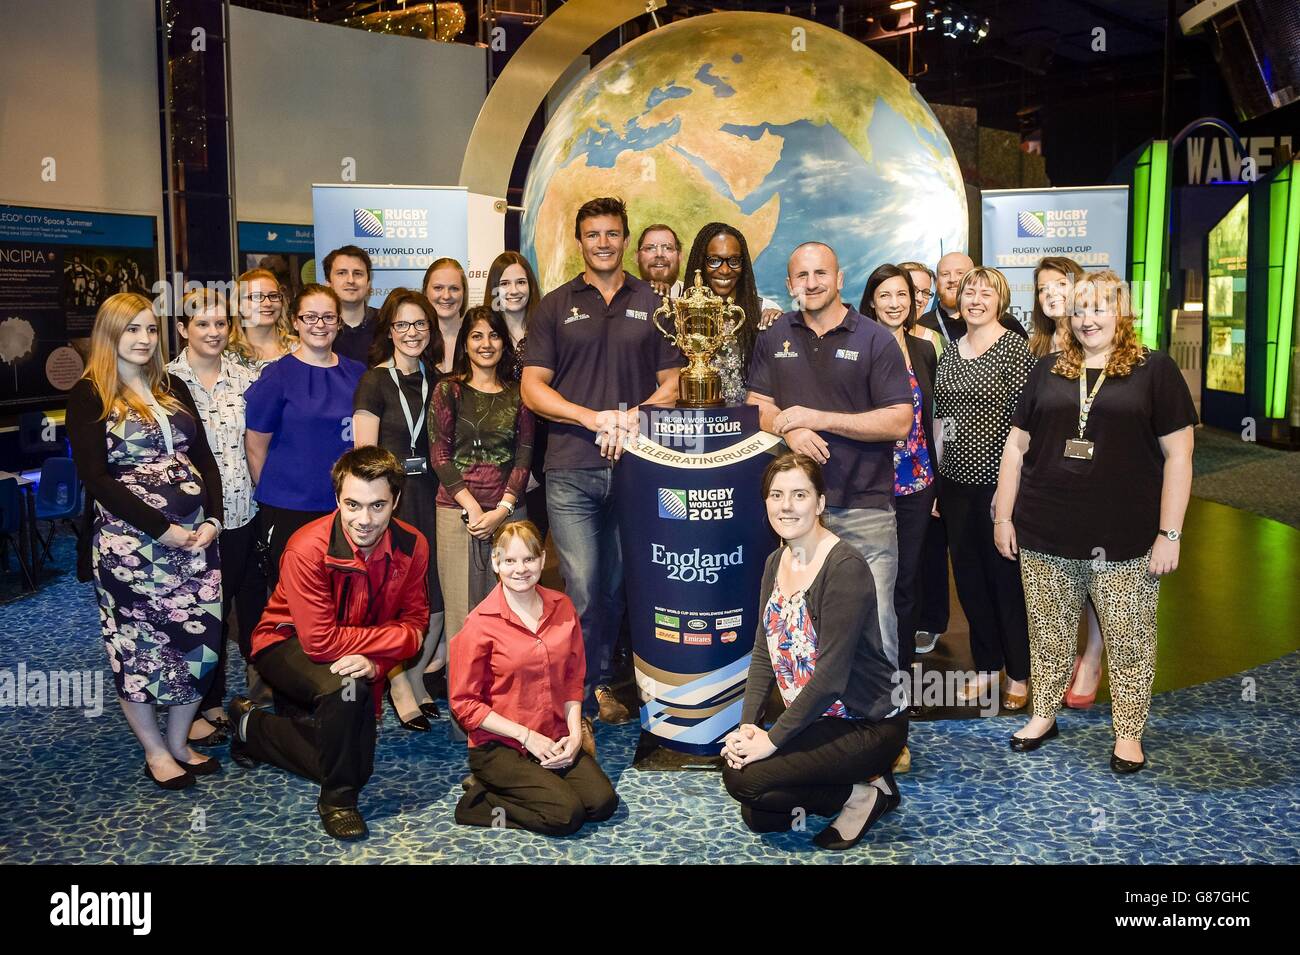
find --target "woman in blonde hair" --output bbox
[67,292,226,790]
[423,257,468,374]
[993,271,1196,772]
[228,268,295,369]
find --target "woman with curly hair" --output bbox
[992,271,1197,773]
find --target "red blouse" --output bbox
[449,583,585,752]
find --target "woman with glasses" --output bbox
[353,289,447,731]
[244,284,366,583]
[424,257,468,375]
[228,268,296,370]
[682,223,768,405]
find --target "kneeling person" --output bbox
[228,447,430,840]
[451,521,618,836]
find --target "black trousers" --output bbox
[916,496,950,634]
[245,637,377,809]
[722,716,908,833]
[938,479,1029,680]
[200,520,268,712]
[258,504,328,588]
[893,482,938,680]
[456,742,618,836]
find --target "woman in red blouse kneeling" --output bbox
[449,521,619,835]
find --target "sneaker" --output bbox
[595,685,632,725]
[914,631,941,654]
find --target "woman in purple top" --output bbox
[244,283,365,584]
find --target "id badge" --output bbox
[165,462,190,483]
[403,456,428,476]
[1063,438,1095,460]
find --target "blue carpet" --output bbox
[2,534,1298,864]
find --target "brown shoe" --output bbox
[580,717,597,759]
[595,685,632,725]
[892,745,911,774]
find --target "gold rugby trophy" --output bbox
[652,270,748,408]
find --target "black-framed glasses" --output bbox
[298,312,339,326]
[247,291,282,303]
[392,319,430,333]
[706,256,743,270]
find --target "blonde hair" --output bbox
[178,287,231,326]
[956,266,1010,319]
[1052,270,1147,379]
[82,293,183,423]
[228,268,296,361]
[491,520,545,562]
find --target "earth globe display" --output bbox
[522,12,969,306]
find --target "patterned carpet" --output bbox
[1192,428,1300,530]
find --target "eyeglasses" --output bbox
[247,291,282,303]
[915,289,933,302]
[705,256,743,270]
[298,312,339,326]
[640,243,677,254]
[392,319,430,333]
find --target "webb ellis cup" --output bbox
[652,270,748,408]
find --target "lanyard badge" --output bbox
[1064,369,1106,460]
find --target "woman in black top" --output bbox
[353,288,446,730]
[67,292,225,790]
[933,267,1037,709]
[993,271,1196,772]
[722,453,907,850]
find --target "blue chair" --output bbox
[33,457,82,574]
[1,477,35,590]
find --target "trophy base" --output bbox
[677,375,724,408]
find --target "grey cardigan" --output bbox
[740,540,904,747]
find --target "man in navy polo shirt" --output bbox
[747,242,913,682]
[521,197,682,724]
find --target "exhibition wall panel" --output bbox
[0,0,162,217]
[229,7,487,225]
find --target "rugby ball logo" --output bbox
[353,208,385,238]
[1016,211,1046,238]
[657,488,689,520]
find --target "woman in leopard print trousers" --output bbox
[990,271,1197,774]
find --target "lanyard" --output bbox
[1077,368,1107,439]
[388,360,428,455]
[935,309,955,343]
[141,390,175,456]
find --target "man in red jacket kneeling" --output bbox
[228,447,429,840]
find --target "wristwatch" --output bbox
[1158,528,1181,542]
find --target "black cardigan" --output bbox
[740,540,904,747]
[67,375,224,579]
[901,332,938,460]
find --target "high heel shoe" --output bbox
[418,701,441,720]
[386,689,431,732]
[143,761,195,791]
[422,668,447,701]
[1009,721,1058,752]
[1063,656,1098,709]
[812,770,900,851]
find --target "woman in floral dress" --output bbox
[67,293,225,791]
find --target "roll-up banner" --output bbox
[981,185,1130,323]
[311,185,469,307]
[237,221,315,300]
[0,204,158,410]
[617,405,783,755]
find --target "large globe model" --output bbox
[522,12,968,306]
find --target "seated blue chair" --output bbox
[1,476,35,590]
[33,457,82,575]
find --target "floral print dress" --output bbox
[763,580,854,718]
[93,407,222,705]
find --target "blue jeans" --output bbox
[546,467,625,712]
[821,505,901,678]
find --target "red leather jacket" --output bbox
[251,512,429,678]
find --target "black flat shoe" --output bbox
[1009,721,1059,752]
[143,761,195,791]
[318,801,368,840]
[418,701,441,720]
[812,772,899,851]
[188,719,229,747]
[386,690,431,732]
[1110,752,1146,774]
[183,754,222,776]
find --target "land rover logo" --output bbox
[687,619,707,631]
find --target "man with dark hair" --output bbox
[227,446,430,840]
[522,196,682,725]
[324,245,380,363]
[636,223,682,296]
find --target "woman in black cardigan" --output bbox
[722,453,908,850]
[67,293,225,791]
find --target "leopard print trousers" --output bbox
[1019,548,1160,740]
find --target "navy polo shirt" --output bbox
[748,306,911,509]
[524,271,682,471]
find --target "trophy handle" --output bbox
[652,296,676,343]
[723,299,748,338]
